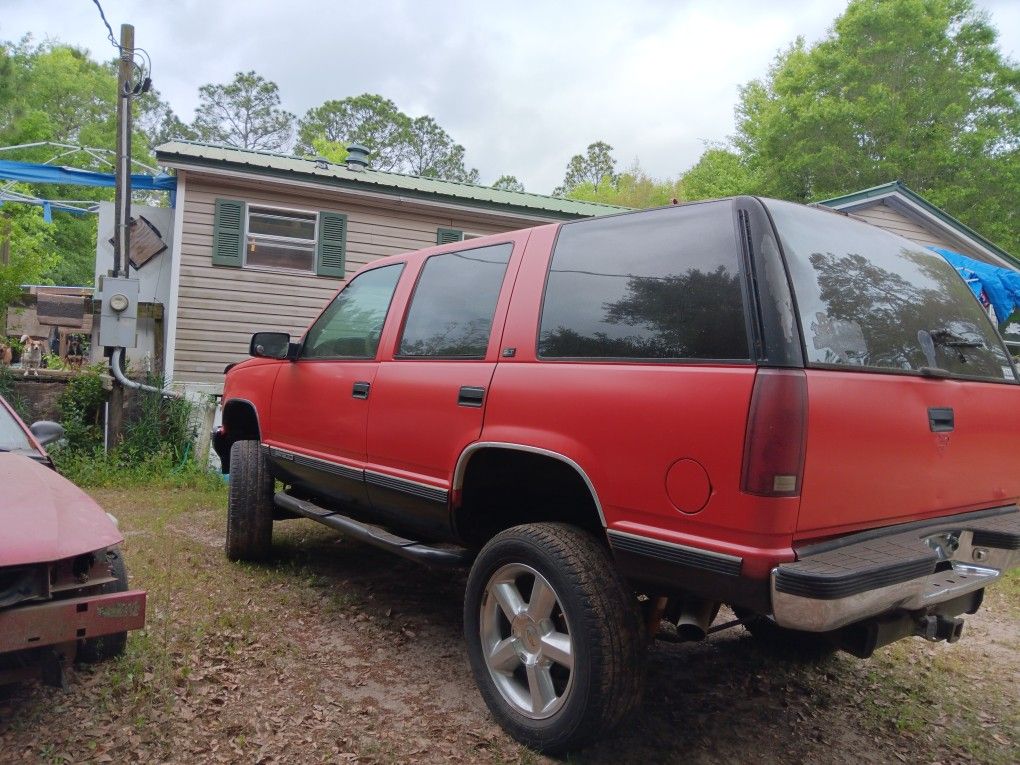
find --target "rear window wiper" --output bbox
[929,328,984,349]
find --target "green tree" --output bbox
[309,136,348,164]
[734,0,1019,253]
[0,198,57,314]
[565,162,678,208]
[138,89,194,148]
[297,95,480,181]
[0,38,162,287]
[405,116,479,182]
[192,71,294,151]
[296,94,410,170]
[556,141,617,195]
[678,146,758,200]
[492,175,525,192]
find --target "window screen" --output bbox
[398,243,513,358]
[302,264,403,359]
[246,206,317,272]
[538,202,749,360]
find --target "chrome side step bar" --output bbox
[273,492,473,568]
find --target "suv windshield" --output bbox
[767,200,1017,383]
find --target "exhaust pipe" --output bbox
[674,598,717,642]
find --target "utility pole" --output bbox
[108,22,134,448]
[0,220,9,339]
[112,23,133,281]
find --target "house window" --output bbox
[246,206,317,272]
[213,199,347,277]
[436,228,483,245]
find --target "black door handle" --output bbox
[928,407,954,432]
[352,381,371,400]
[458,386,485,407]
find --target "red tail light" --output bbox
[741,369,807,497]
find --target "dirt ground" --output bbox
[1,486,1017,764]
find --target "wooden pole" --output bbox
[112,23,134,280]
[1,219,10,337]
[108,23,134,449]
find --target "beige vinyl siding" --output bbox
[173,173,536,386]
[847,202,960,252]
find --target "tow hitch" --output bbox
[835,589,981,659]
[915,614,965,643]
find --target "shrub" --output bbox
[51,366,214,488]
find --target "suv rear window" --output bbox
[768,199,1016,383]
[538,201,749,360]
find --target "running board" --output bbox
[273,491,473,568]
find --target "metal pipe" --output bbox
[110,347,183,398]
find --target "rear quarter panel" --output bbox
[486,225,798,577]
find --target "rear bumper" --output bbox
[0,589,146,655]
[771,507,1020,632]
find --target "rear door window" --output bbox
[397,243,513,358]
[767,199,1016,383]
[538,201,749,360]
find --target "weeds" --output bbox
[48,365,217,488]
[0,364,29,420]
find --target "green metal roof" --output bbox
[155,140,626,220]
[819,181,1018,268]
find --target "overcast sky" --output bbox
[4,0,1019,194]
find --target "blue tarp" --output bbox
[0,159,176,191]
[931,247,1020,324]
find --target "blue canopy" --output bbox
[931,247,1020,324]
[0,159,176,191]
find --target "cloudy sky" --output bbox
[4,0,1019,194]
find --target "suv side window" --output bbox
[397,243,513,358]
[302,264,404,359]
[538,202,749,360]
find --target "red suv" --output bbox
[214,197,1020,752]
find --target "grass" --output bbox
[2,481,1017,764]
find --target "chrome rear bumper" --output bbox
[771,507,1020,632]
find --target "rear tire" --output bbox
[464,523,645,754]
[77,549,129,663]
[225,440,273,561]
[736,608,836,661]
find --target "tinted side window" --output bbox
[538,202,749,359]
[398,243,513,358]
[302,264,403,359]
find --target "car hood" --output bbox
[0,453,123,567]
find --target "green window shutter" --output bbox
[212,198,245,267]
[437,227,463,245]
[317,211,348,278]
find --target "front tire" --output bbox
[464,523,645,754]
[225,440,273,561]
[77,549,129,663]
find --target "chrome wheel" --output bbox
[479,563,574,720]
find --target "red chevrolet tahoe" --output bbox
[213,197,1020,752]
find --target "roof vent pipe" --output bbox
[346,144,370,171]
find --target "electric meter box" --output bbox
[97,275,140,349]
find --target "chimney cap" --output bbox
[346,144,370,171]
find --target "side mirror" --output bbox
[250,332,292,360]
[30,420,65,447]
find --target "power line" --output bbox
[90,0,121,51]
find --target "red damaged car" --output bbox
[0,395,146,687]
